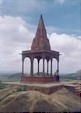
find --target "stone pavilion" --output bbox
[21,15,60,83]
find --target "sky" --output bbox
[0,0,81,74]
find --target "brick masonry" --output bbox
[21,76,59,83]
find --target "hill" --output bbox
[8,73,22,79]
[60,69,81,80]
[0,86,81,112]
[76,69,81,78]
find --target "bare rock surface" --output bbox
[0,86,81,112]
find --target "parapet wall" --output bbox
[21,76,59,83]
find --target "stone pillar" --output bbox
[22,56,24,75]
[51,58,52,76]
[38,59,40,75]
[57,58,59,76]
[47,60,49,75]
[30,57,34,76]
[43,58,45,76]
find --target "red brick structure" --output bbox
[21,15,60,83]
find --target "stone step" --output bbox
[77,89,81,92]
[75,87,81,90]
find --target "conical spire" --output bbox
[35,14,47,39]
[37,14,45,31]
[31,15,51,51]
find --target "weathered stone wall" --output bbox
[64,85,81,97]
[28,85,63,94]
[21,76,59,83]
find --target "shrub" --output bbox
[0,80,5,89]
[17,85,27,92]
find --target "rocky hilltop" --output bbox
[0,85,81,112]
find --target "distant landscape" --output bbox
[60,69,81,81]
[0,69,81,82]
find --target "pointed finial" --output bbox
[40,14,42,19]
[31,15,51,51]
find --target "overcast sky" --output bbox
[0,0,81,73]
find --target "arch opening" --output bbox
[24,57,30,76]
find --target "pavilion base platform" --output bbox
[21,76,59,84]
[20,76,62,94]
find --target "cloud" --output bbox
[0,0,3,5]
[56,0,65,4]
[0,15,81,73]
[0,15,34,72]
[49,33,81,73]
[0,15,34,45]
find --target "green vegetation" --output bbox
[0,80,5,89]
[17,85,27,92]
[60,72,81,81]
[0,73,22,82]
